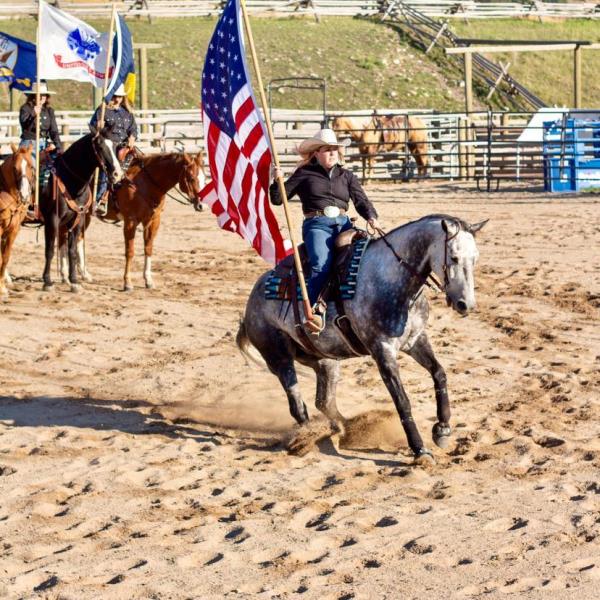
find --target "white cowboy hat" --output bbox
[112,83,126,97]
[297,128,351,155]
[27,81,56,95]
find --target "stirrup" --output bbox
[305,303,326,335]
[305,313,324,335]
[95,202,108,217]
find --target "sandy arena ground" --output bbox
[0,181,598,599]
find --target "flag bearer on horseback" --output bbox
[19,81,62,217]
[19,81,63,158]
[89,83,138,215]
[270,128,380,333]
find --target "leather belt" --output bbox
[303,208,346,219]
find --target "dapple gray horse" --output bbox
[237,214,487,463]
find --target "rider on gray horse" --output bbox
[270,128,380,333]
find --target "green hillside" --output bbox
[1,16,599,112]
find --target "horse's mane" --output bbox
[380,213,471,238]
[139,152,187,166]
[64,132,93,157]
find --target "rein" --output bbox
[373,224,457,293]
[136,156,196,205]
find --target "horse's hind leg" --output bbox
[123,218,137,291]
[405,333,451,449]
[313,358,344,424]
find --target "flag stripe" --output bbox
[198,0,291,265]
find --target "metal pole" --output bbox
[574,45,582,109]
[239,0,313,321]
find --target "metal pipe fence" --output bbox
[2,107,600,191]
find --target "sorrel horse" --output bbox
[40,130,121,292]
[101,151,205,291]
[331,114,429,179]
[237,215,487,464]
[0,145,34,299]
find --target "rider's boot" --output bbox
[95,191,109,217]
[305,300,326,335]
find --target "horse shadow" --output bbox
[0,395,226,446]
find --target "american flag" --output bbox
[199,0,291,264]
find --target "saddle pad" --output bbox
[265,272,303,301]
[339,236,370,300]
[265,235,370,301]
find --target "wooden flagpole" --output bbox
[92,4,117,202]
[34,0,42,214]
[239,0,314,321]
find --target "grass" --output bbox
[1,15,600,112]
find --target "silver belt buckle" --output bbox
[323,206,340,218]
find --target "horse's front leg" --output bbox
[76,236,92,282]
[0,229,8,299]
[142,213,161,289]
[0,217,24,299]
[371,341,433,463]
[42,213,58,291]
[58,228,68,283]
[67,227,80,293]
[405,333,451,449]
[123,218,137,291]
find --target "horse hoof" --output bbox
[70,284,80,293]
[432,423,452,449]
[145,281,154,289]
[413,448,435,466]
[42,283,54,292]
[61,277,68,284]
[83,274,93,283]
[123,283,133,292]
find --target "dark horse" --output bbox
[40,130,121,292]
[237,215,487,464]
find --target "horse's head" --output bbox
[9,143,34,205]
[178,151,206,211]
[430,218,488,316]
[331,116,357,143]
[89,126,123,185]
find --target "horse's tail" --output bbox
[236,318,266,368]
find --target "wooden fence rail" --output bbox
[1,0,600,20]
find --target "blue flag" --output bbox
[105,15,135,103]
[0,31,36,91]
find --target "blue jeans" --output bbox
[302,215,352,305]
[96,170,108,202]
[19,138,47,160]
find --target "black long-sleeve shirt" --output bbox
[19,102,62,150]
[269,160,378,221]
[90,105,138,145]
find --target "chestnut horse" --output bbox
[0,145,34,299]
[101,151,205,291]
[331,114,429,179]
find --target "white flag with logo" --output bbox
[38,0,113,86]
